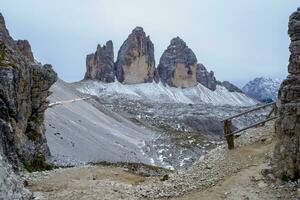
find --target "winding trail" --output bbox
[48,97,91,108]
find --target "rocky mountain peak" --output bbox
[115,27,156,84]
[84,40,115,82]
[157,37,197,88]
[132,26,144,33]
[196,63,217,91]
[170,36,186,47]
[242,77,280,102]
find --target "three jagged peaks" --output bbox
[84,26,240,91]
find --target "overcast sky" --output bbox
[1,1,298,86]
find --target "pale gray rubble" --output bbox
[46,80,219,169]
[45,79,166,167]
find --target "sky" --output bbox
[1,0,299,86]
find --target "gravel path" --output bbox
[25,121,299,200]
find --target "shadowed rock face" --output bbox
[0,13,57,199]
[115,27,155,84]
[157,37,197,88]
[273,8,300,180]
[84,41,115,82]
[0,14,57,170]
[196,63,217,91]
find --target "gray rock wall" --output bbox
[0,12,57,199]
[273,8,300,180]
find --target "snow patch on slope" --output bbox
[75,80,257,107]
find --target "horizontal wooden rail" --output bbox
[221,102,276,122]
[223,102,277,150]
[224,116,278,137]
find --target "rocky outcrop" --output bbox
[158,37,197,88]
[84,41,115,82]
[16,40,34,63]
[0,13,57,171]
[273,8,300,180]
[196,63,217,91]
[115,27,155,84]
[0,13,57,198]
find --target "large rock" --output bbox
[157,37,197,88]
[196,63,217,91]
[84,41,115,82]
[273,8,300,180]
[115,27,156,84]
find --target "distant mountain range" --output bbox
[242,77,282,102]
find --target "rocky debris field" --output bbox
[91,95,273,169]
[24,120,299,200]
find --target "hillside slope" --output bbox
[45,79,163,166]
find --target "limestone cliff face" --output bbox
[157,37,197,88]
[0,14,57,171]
[196,63,217,91]
[84,41,115,82]
[115,27,156,84]
[273,8,300,180]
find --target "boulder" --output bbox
[157,37,197,88]
[84,41,115,82]
[273,8,300,180]
[196,63,217,91]
[115,27,156,84]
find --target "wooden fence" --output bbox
[222,102,278,149]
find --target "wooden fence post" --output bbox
[224,120,234,149]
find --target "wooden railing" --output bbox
[222,102,278,149]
